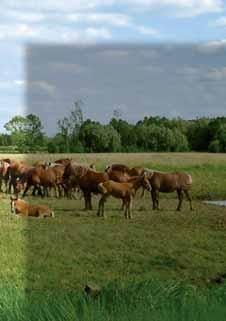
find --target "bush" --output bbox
[208,140,221,153]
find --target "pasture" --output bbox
[1,152,226,320]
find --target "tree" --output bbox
[79,121,121,152]
[4,114,44,152]
[57,100,84,152]
[187,118,210,151]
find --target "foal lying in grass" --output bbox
[10,196,54,218]
[97,174,152,219]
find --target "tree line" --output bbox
[1,100,226,153]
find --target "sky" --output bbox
[1,0,226,134]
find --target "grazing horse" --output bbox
[16,165,60,198]
[97,174,152,219]
[63,162,108,210]
[7,160,30,194]
[146,170,193,211]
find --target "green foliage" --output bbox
[208,140,221,153]
[187,118,210,151]
[56,100,84,152]
[2,101,226,153]
[79,120,121,152]
[4,114,45,152]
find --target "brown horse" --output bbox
[97,174,152,219]
[146,170,193,211]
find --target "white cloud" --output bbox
[196,39,226,53]
[124,0,224,17]
[215,16,226,27]
[2,9,45,22]
[66,13,131,27]
[0,23,112,43]
[136,25,159,36]
[1,0,223,17]
[0,79,25,89]
[14,80,25,86]
[0,24,39,40]
[85,27,112,39]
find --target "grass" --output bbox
[1,152,226,319]
[1,281,226,321]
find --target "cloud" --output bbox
[66,13,131,27]
[29,81,56,95]
[85,27,112,39]
[196,39,226,53]
[0,0,110,12]
[0,24,39,40]
[135,25,159,36]
[0,23,112,43]
[215,16,226,27]
[2,9,45,22]
[124,0,224,17]
[49,63,86,73]
[97,49,129,58]
[1,0,223,17]
[0,79,25,89]
[14,80,25,86]
[206,66,226,80]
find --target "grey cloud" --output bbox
[26,44,226,135]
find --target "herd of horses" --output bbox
[0,158,193,219]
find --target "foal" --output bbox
[97,174,152,219]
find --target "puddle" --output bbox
[204,201,226,207]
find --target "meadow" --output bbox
[1,152,226,320]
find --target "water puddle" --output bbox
[204,200,226,207]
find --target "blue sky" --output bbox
[1,0,226,132]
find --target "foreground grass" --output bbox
[1,153,226,319]
[1,194,226,291]
[1,281,226,321]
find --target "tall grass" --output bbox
[1,281,226,321]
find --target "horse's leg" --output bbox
[151,190,157,210]
[22,184,30,198]
[32,186,37,196]
[140,187,145,198]
[39,186,44,198]
[3,178,8,193]
[88,193,92,210]
[184,190,193,211]
[8,178,12,194]
[156,190,160,210]
[101,196,107,218]
[0,177,3,193]
[176,189,184,211]
[124,199,128,219]
[53,184,58,198]
[97,197,102,216]
[120,199,125,210]
[128,198,133,219]
[57,184,62,198]
[83,191,89,210]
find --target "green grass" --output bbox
[1,281,226,321]
[1,153,226,319]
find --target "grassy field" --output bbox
[1,153,226,320]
